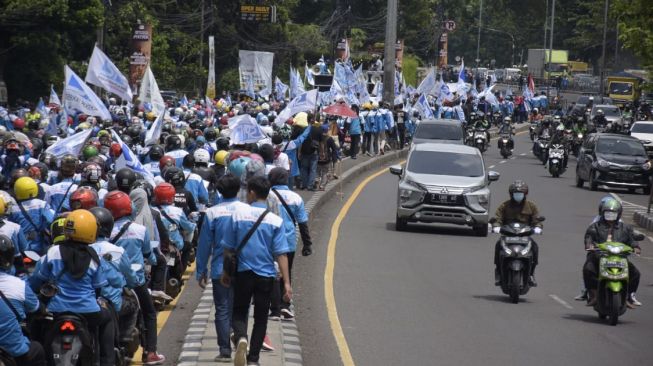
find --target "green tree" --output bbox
[613,0,653,76]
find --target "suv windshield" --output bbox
[596,138,647,157]
[631,123,653,133]
[408,151,483,177]
[415,123,462,140]
[596,107,621,117]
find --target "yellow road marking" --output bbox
[325,165,396,366]
[131,262,196,364]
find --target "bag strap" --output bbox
[272,188,296,225]
[156,206,179,228]
[110,222,132,244]
[17,201,40,233]
[54,182,75,215]
[236,209,269,254]
[0,289,21,320]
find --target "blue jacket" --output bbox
[153,205,196,251]
[111,218,155,286]
[266,185,309,252]
[91,240,138,311]
[348,117,362,135]
[0,271,40,357]
[184,170,209,206]
[196,198,245,280]
[221,202,289,278]
[48,178,78,214]
[283,126,312,178]
[29,245,107,314]
[8,198,55,255]
[166,149,189,168]
[0,218,27,257]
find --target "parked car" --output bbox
[575,133,652,194]
[412,119,465,145]
[390,143,500,235]
[629,121,653,157]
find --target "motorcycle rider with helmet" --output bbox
[0,196,27,273]
[9,177,54,255]
[497,116,515,151]
[583,197,642,307]
[152,183,196,256]
[492,181,543,286]
[48,154,79,214]
[165,135,188,168]
[146,145,165,177]
[181,153,209,209]
[591,109,608,132]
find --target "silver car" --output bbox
[390,143,499,236]
[412,119,465,145]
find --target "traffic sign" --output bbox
[443,20,456,32]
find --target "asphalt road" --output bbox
[297,132,653,366]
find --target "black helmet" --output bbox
[182,154,195,169]
[115,168,137,193]
[126,124,142,139]
[258,144,274,163]
[28,119,40,131]
[165,135,182,151]
[90,207,114,239]
[508,180,529,195]
[204,128,217,142]
[0,234,15,271]
[163,166,185,188]
[121,134,134,148]
[40,153,58,170]
[149,145,164,161]
[216,137,230,151]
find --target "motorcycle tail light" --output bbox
[60,321,76,332]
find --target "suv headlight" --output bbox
[642,161,652,170]
[465,188,490,212]
[399,180,426,208]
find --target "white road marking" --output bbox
[488,165,495,169]
[499,160,507,164]
[548,294,574,309]
[520,153,527,156]
[509,157,516,160]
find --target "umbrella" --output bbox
[322,103,358,119]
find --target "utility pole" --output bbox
[382,0,397,105]
[542,0,548,80]
[600,0,609,95]
[614,18,619,70]
[546,0,555,98]
[476,0,482,65]
[199,0,205,96]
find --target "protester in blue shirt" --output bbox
[9,177,55,255]
[0,235,46,366]
[346,105,362,159]
[221,176,292,366]
[152,183,196,251]
[47,154,78,214]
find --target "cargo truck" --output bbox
[527,49,569,79]
[607,72,642,108]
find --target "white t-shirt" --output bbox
[273,152,290,171]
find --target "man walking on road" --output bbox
[221,176,292,366]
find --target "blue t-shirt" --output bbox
[0,271,39,357]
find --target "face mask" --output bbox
[603,211,618,222]
[512,192,525,203]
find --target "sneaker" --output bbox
[214,354,232,363]
[143,352,166,365]
[234,338,248,366]
[574,289,588,301]
[262,335,274,351]
[280,308,295,320]
[269,314,281,321]
[528,275,538,287]
[629,293,642,306]
[151,290,173,301]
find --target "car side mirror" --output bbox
[389,165,403,176]
[487,170,500,183]
[537,216,546,222]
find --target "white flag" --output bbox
[417,68,437,96]
[85,45,134,102]
[305,63,315,86]
[228,115,267,144]
[138,66,165,115]
[63,65,111,121]
[275,89,318,126]
[49,85,61,106]
[45,128,92,157]
[144,109,165,146]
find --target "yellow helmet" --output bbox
[215,150,229,166]
[0,196,5,216]
[14,177,38,201]
[146,112,156,121]
[64,209,98,244]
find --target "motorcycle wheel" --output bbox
[501,149,510,159]
[510,271,521,304]
[609,292,621,326]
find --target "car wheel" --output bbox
[575,170,584,188]
[589,170,599,191]
[395,214,408,231]
[473,224,488,237]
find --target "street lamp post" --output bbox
[476,0,483,65]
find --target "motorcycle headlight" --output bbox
[501,242,512,255]
[578,133,583,139]
[607,245,622,254]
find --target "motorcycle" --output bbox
[533,136,550,164]
[465,126,475,146]
[491,218,544,303]
[547,144,566,177]
[0,348,16,366]
[498,133,513,158]
[118,287,144,362]
[588,236,643,325]
[571,131,584,156]
[529,122,538,141]
[474,129,488,153]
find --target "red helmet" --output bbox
[69,187,99,210]
[13,118,25,130]
[79,114,87,122]
[159,155,176,171]
[103,190,132,219]
[110,142,122,158]
[27,166,42,181]
[67,116,74,126]
[153,182,176,205]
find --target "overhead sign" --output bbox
[443,20,456,31]
[240,5,277,22]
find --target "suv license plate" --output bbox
[432,194,457,203]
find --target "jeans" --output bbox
[349,134,361,158]
[396,124,406,148]
[212,279,234,356]
[300,153,318,189]
[15,341,46,366]
[362,132,372,154]
[232,271,274,363]
[134,284,158,353]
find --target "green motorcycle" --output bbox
[590,240,640,326]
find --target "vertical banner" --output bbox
[206,36,216,99]
[238,50,274,92]
[128,23,153,95]
[336,38,350,61]
[438,33,448,68]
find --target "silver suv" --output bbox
[389,143,499,236]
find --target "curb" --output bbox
[176,151,408,366]
[633,211,653,232]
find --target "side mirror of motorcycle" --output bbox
[633,231,645,241]
[537,216,546,222]
[389,165,403,177]
[489,217,497,225]
[487,170,500,183]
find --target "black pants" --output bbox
[232,271,274,363]
[181,241,192,270]
[15,341,46,366]
[133,284,158,353]
[349,134,361,158]
[150,249,167,292]
[396,123,406,148]
[494,239,539,274]
[582,252,640,292]
[362,132,372,154]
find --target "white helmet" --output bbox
[193,148,210,164]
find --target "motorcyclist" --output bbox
[622,104,633,123]
[164,134,188,168]
[8,177,54,255]
[592,109,608,132]
[181,153,209,209]
[0,196,28,273]
[583,197,642,307]
[472,113,491,142]
[492,181,542,286]
[0,234,47,366]
[498,116,515,151]
[48,154,79,214]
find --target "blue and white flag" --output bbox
[245,76,256,99]
[180,94,189,107]
[45,127,92,157]
[144,109,165,146]
[63,65,111,121]
[111,129,155,185]
[305,63,315,86]
[36,97,47,116]
[289,67,305,99]
[138,66,165,115]
[275,89,318,126]
[85,45,133,102]
[372,81,383,97]
[228,114,267,144]
[417,68,437,96]
[416,94,434,119]
[275,77,288,101]
[49,85,61,106]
